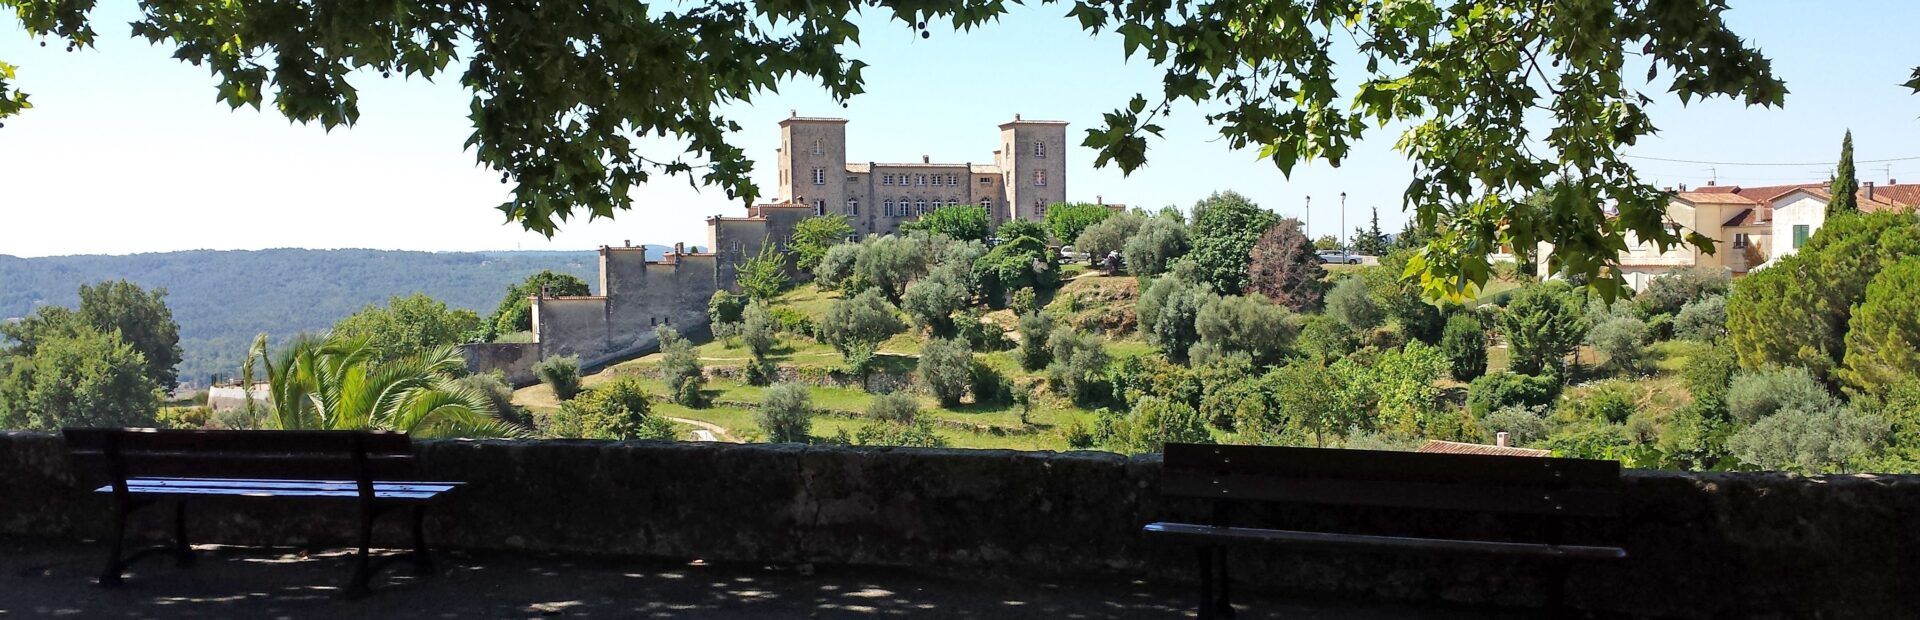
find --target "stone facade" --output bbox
[776,113,1068,236]
[6,431,1919,618]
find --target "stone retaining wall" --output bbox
[4,431,1915,618]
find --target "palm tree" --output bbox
[249,333,525,438]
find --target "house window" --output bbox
[946,199,957,208]
[916,199,928,215]
[947,174,959,186]
[812,168,826,185]
[1732,233,1749,249]
[1033,170,1047,187]
[1034,141,1046,158]
[814,199,825,216]
[883,174,894,185]
[847,198,859,215]
[811,138,823,155]
[1033,198,1046,216]
[883,199,894,217]
[1793,224,1810,249]
[916,174,927,186]
[982,197,993,212]
[979,177,991,185]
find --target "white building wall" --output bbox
[1768,191,1827,263]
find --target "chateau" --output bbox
[464,114,1071,382]
[774,113,1068,235]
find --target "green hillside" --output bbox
[0,248,614,384]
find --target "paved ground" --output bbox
[0,536,1518,619]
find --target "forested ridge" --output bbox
[0,248,614,384]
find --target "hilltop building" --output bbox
[773,112,1068,235]
[463,113,1080,382]
[1535,179,1920,289]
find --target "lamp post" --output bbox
[1339,192,1348,253]
[1304,195,1312,240]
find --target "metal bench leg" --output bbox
[99,503,128,587]
[172,500,195,566]
[1196,546,1216,620]
[1214,546,1234,619]
[345,507,375,596]
[410,506,435,576]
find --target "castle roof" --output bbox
[998,119,1069,128]
[778,116,848,125]
[970,164,1003,174]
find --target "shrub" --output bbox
[1096,396,1211,454]
[974,236,1058,303]
[1499,282,1589,376]
[156,406,213,430]
[791,214,855,271]
[917,338,973,407]
[736,242,789,301]
[656,326,706,407]
[1295,313,1359,365]
[1047,328,1111,406]
[1017,312,1054,371]
[1637,266,1731,317]
[902,271,967,336]
[1064,419,1096,449]
[540,378,674,440]
[455,371,524,427]
[1009,287,1038,316]
[1587,315,1649,374]
[1190,293,1296,367]
[1044,202,1115,247]
[819,289,904,376]
[1325,277,1380,333]
[1075,210,1145,270]
[854,235,931,302]
[1123,211,1190,277]
[907,204,991,242]
[741,301,778,386]
[847,419,946,447]
[1466,372,1559,417]
[1439,313,1487,381]
[1184,190,1278,294]
[1558,381,1637,424]
[955,309,1010,352]
[766,306,815,337]
[1727,405,1886,473]
[1481,405,1549,446]
[757,383,813,443]
[1137,274,1204,363]
[1683,342,1739,415]
[865,391,921,424]
[534,355,583,401]
[1672,295,1727,341]
[815,243,862,290]
[1839,257,1920,396]
[708,290,745,326]
[1726,366,1838,425]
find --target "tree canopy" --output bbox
[2,0,1788,295]
[1184,191,1276,295]
[1043,202,1114,247]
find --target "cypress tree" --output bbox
[1827,130,1858,216]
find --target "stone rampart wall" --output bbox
[5,432,1915,618]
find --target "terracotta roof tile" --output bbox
[1415,440,1551,457]
[1675,192,1758,205]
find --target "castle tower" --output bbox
[998,115,1068,225]
[776,114,849,219]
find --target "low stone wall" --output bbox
[4,431,1915,618]
[460,342,543,386]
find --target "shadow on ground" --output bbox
[1,536,1519,618]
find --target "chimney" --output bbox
[1891,178,1899,185]
[623,239,631,248]
[922,155,930,164]
[674,242,685,255]
[1014,113,1022,121]
[1678,183,1687,191]
[1705,180,1715,186]
[790,109,797,118]
[1097,194,1104,205]
[1496,432,1511,448]
[1864,181,1875,203]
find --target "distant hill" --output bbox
[0,247,684,385]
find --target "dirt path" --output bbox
[666,416,739,443]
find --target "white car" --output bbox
[1317,251,1363,265]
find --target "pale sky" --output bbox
[3,2,1919,258]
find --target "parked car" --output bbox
[1317,250,1363,265]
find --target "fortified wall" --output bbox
[464,203,811,383]
[5,432,1917,618]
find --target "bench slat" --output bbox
[1143,522,1626,560]
[1163,443,1620,488]
[1163,471,1621,517]
[96,483,452,501]
[64,428,411,455]
[70,453,415,481]
[128,477,461,493]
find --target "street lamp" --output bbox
[1304,195,1312,240]
[1339,192,1347,252]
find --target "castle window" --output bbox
[947,199,957,208]
[882,174,894,185]
[847,198,859,215]
[980,176,991,185]
[811,138,823,155]
[982,197,993,212]
[950,174,961,185]
[814,199,825,216]
[812,168,826,185]
[1034,198,1046,216]
[1034,141,1046,158]
[883,199,894,217]
[916,199,928,214]
[1033,170,1047,187]
[917,174,928,186]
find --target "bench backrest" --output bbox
[1162,443,1622,518]
[64,428,416,484]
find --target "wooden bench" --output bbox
[63,428,462,595]
[1144,443,1627,618]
